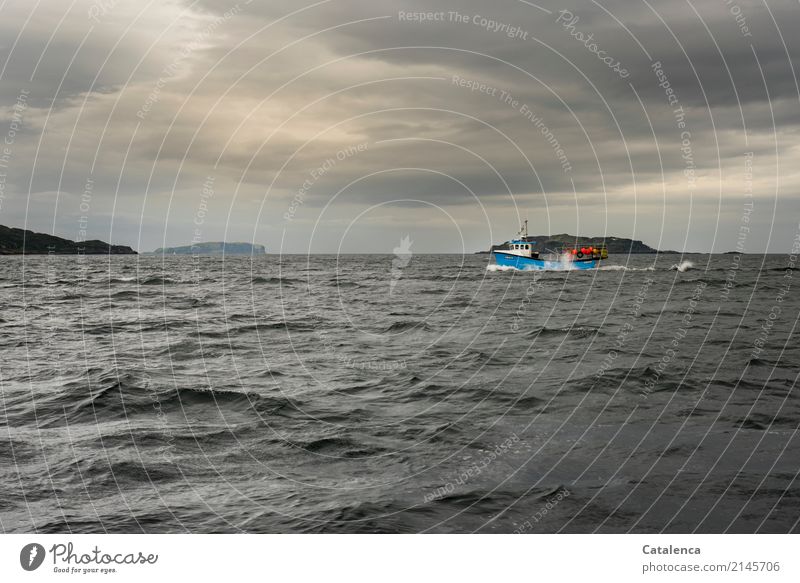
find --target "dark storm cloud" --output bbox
[0,0,798,252]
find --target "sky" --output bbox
[0,0,798,253]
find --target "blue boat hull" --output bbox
[493,251,597,271]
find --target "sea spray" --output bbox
[670,260,694,272]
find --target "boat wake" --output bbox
[486,264,520,272]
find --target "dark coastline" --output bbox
[0,225,136,255]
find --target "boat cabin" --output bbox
[506,239,539,259]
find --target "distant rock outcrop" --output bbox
[482,233,661,254]
[152,242,266,255]
[0,224,137,254]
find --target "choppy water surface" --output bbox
[1,253,798,533]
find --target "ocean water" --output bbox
[1,253,798,533]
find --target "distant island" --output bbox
[478,233,665,254]
[151,242,266,255]
[0,224,137,255]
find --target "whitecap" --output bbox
[669,260,694,272]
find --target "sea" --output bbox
[1,253,798,533]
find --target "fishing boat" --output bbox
[492,221,608,271]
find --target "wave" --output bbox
[452,349,508,366]
[734,413,797,431]
[382,320,432,333]
[430,485,565,513]
[670,260,694,272]
[327,277,362,288]
[164,386,300,415]
[9,368,303,428]
[35,458,179,497]
[140,276,178,285]
[111,289,141,299]
[59,292,83,300]
[198,319,319,337]
[251,276,300,285]
[255,320,318,332]
[297,436,385,458]
[523,325,600,339]
[423,274,464,281]
[0,437,36,460]
[563,365,677,394]
[445,300,472,308]
[491,392,545,408]
[745,357,777,367]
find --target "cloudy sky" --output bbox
[0,0,798,253]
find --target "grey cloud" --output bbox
[0,0,798,252]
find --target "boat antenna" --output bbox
[521,219,528,240]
